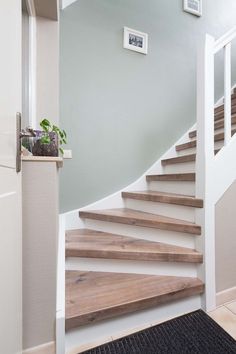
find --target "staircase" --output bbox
[60,28,236,354]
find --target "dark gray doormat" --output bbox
[82,310,236,354]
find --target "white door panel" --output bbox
[0,1,22,353]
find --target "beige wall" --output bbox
[216,180,236,293]
[36,16,59,127]
[22,161,59,350]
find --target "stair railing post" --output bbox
[195,34,216,312]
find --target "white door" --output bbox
[0,1,22,353]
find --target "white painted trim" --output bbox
[196,34,216,312]
[23,342,55,354]
[214,26,236,54]
[216,286,236,307]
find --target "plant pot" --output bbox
[32,131,59,157]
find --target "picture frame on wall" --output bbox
[123,27,148,55]
[183,0,202,17]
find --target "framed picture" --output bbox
[123,27,148,55]
[183,0,202,17]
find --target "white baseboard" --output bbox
[23,342,55,354]
[216,286,236,307]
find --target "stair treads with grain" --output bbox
[65,270,204,330]
[66,229,203,263]
[79,208,201,235]
[122,190,203,208]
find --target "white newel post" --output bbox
[196,34,216,311]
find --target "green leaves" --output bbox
[39,118,67,155]
[40,119,51,133]
[41,135,51,144]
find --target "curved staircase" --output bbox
[63,89,236,352]
[62,92,236,352]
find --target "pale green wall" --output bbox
[60,0,236,213]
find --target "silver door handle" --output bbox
[16,112,21,173]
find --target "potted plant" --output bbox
[32,119,67,157]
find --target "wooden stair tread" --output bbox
[66,229,203,263]
[65,270,204,329]
[215,97,236,114]
[161,154,196,165]
[122,190,203,208]
[215,105,236,121]
[189,115,236,138]
[79,208,201,235]
[146,173,195,182]
[176,129,236,151]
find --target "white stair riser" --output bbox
[66,296,201,353]
[163,161,195,174]
[83,220,197,248]
[123,198,196,222]
[147,181,195,196]
[66,257,198,277]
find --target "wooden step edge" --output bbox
[214,103,236,117]
[175,140,196,151]
[65,230,203,263]
[215,107,236,121]
[65,274,204,330]
[215,98,236,113]
[146,173,196,182]
[161,154,196,165]
[79,209,201,235]
[65,248,203,263]
[122,191,203,208]
[178,129,236,151]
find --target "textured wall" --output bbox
[216,180,236,292]
[60,0,236,212]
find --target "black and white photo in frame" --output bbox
[123,27,148,55]
[183,0,202,17]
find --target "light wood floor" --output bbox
[208,299,236,340]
